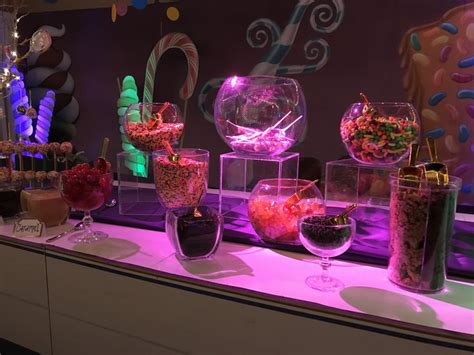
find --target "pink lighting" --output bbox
[230,75,238,88]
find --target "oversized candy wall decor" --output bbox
[9,67,33,139]
[143,32,199,146]
[35,90,56,144]
[198,0,345,124]
[26,24,79,142]
[116,75,147,177]
[399,3,474,205]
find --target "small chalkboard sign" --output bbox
[13,219,44,238]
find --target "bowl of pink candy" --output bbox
[214,76,307,156]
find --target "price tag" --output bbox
[13,219,44,238]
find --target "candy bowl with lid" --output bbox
[248,178,325,245]
[214,75,307,156]
[123,102,184,152]
[340,102,419,165]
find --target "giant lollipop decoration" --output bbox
[143,32,199,147]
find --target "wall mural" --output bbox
[399,2,474,205]
[198,0,345,124]
[25,24,79,143]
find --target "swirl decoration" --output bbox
[310,0,344,33]
[25,24,79,142]
[199,0,345,123]
[116,76,147,177]
[9,67,33,139]
[246,19,282,48]
[35,90,56,144]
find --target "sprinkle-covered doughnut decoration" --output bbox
[457,89,474,99]
[439,45,452,63]
[450,72,472,83]
[425,127,445,139]
[429,92,447,106]
[440,22,458,34]
[458,55,474,68]
[458,124,470,143]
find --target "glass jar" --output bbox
[0,181,22,218]
[248,179,325,245]
[388,175,461,293]
[166,206,223,260]
[214,75,307,156]
[340,102,419,165]
[152,149,209,209]
[123,102,184,152]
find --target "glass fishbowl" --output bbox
[214,76,307,156]
[123,102,184,152]
[248,178,325,245]
[340,102,419,165]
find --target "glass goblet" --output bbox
[299,216,355,291]
[59,168,113,243]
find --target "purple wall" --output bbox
[20,0,472,191]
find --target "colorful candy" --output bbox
[153,156,208,208]
[458,124,470,143]
[467,104,474,119]
[425,127,445,139]
[450,72,472,83]
[457,89,474,99]
[428,92,447,106]
[458,55,474,68]
[439,45,452,63]
[410,33,421,50]
[340,114,419,165]
[127,122,184,152]
[248,196,324,245]
[431,35,448,47]
[440,22,458,34]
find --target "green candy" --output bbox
[122,75,138,91]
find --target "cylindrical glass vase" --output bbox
[388,175,461,293]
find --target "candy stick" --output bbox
[281,115,303,132]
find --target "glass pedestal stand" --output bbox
[117,151,164,216]
[219,152,299,223]
[324,158,405,239]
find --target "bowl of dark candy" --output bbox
[166,206,223,260]
[299,216,355,257]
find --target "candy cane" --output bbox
[143,32,198,103]
[143,32,198,146]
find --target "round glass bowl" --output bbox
[123,102,184,152]
[340,102,419,165]
[214,75,307,156]
[152,149,209,209]
[248,179,325,245]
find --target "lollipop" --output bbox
[14,142,25,171]
[2,141,15,173]
[11,170,24,183]
[60,141,73,169]
[0,167,10,183]
[25,170,36,184]
[49,142,61,171]
[47,170,60,183]
[36,171,47,187]
[25,143,38,171]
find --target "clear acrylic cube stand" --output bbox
[117,151,163,216]
[219,152,299,222]
[325,158,404,235]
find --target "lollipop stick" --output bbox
[100,137,110,159]
[53,152,57,171]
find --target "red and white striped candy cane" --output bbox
[143,32,199,103]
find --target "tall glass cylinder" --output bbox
[388,175,461,293]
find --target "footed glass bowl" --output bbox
[123,102,184,152]
[340,102,419,165]
[214,75,307,156]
